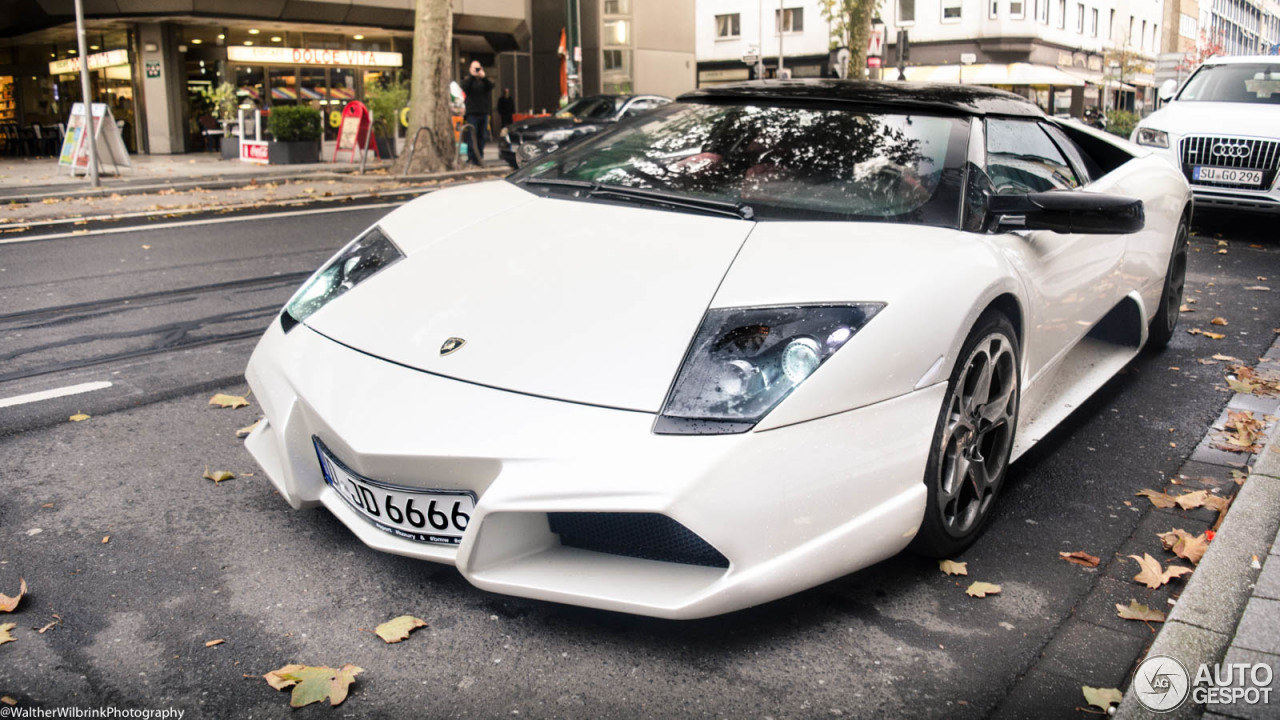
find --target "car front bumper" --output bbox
[1141,137,1280,214]
[243,320,943,619]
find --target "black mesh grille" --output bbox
[548,512,730,569]
[1179,135,1280,190]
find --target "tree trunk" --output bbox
[845,0,876,79]
[399,0,457,175]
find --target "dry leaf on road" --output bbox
[1082,686,1123,711]
[265,664,363,708]
[938,559,968,576]
[208,393,250,409]
[0,578,26,613]
[206,639,225,647]
[0,623,14,646]
[374,615,428,644]
[1211,317,1229,326]
[1175,490,1209,510]
[1059,551,1100,568]
[1136,489,1177,508]
[235,419,262,438]
[1130,553,1194,589]
[1116,600,1166,623]
[69,413,90,422]
[1157,529,1209,564]
[203,466,235,484]
[965,582,1001,598]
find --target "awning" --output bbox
[884,63,1086,86]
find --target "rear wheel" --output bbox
[1147,221,1189,349]
[910,311,1020,558]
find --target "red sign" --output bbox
[867,57,882,68]
[334,101,377,162]
[240,140,269,164]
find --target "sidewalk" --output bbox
[1114,338,1280,720]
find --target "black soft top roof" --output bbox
[679,79,1044,118]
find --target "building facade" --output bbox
[695,0,834,86]
[0,0,694,155]
[1205,0,1280,55]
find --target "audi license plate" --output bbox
[1193,166,1264,186]
[314,438,474,545]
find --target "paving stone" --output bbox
[1233,597,1280,655]
[1191,431,1256,469]
[1203,646,1280,720]
[1077,576,1172,639]
[990,668,1104,720]
[1256,554,1280,601]
[1226,394,1280,417]
[1115,620,1232,720]
[1103,510,1211,582]
[1036,618,1149,687]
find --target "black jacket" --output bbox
[497,95,516,119]
[460,75,494,116]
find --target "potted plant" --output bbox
[267,105,322,164]
[200,82,240,159]
[363,79,408,159]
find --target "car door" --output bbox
[982,117,1127,383]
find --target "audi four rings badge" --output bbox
[1211,143,1250,158]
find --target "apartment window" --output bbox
[604,19,630,45]
[1179,13,1196,38]
[1109,9,1115,38]
[990,0,999,18]
[1036,0,1048,23]
[1152,23,1158,50]
[1057,0,1066,27]
[1010,0,1025,19]
[603,0,630,13]
[715,13,741,38]
[1141,19,1147,47]
[899,0,916,24]
[776,8,804,32]
[943,0,963,22]
[1076,3,1084,31]
[603,48,631,73]
[1090,7,1098,35]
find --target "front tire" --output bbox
[910,311,1020,558]
[1147,221,1189,349]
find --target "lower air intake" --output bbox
[547,512,730,569]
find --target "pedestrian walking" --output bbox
[460,60,494,167]
[497,88,515,130]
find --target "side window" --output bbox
[1040,122,1102,184]
[622,99,651,117]
[984,118,1080,193]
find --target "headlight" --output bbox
[500,126,509,140]
[1134,127,1169,148]
[541,128,581,144]
[280,227,403,332]
[655,304,884,435]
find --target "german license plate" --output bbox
[313,438,474,545]
[1193,166,1264,186]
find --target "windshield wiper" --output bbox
[518,177,754,220]
[588,184,755,220]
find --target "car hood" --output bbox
[1141,101,1280,138]
[512,116,605,136]
[303,182,755,413]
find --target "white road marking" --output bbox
[0,380,114,409]
[0,202,404,246]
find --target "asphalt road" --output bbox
[0,202,1277,719]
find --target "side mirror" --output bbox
[1158,78,1177,102]
[514,142,551,168]
[988,191,1144,234]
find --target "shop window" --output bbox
[716,14,741,38]
[236,64,265,110]
[269,67,298,106]
[776,8,804,32]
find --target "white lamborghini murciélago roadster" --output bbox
[244,81,1191,619]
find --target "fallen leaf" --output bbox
[1213,354,1243,362]
[1204,495,1230,513]
[205,639,225,647]
[208,393,250,409]
[0,623,13,645]
[265,664,363,708]
[1116,600,1166,623]
[1211,317,1229,326]
[36,615,60,634]
[141,244,151,250]
[1176,490,1209,510]
[374,615,428,644]
[235,419,262,438]
[965,581,1001,598]
[1082,686,1124,712]
[1059,551,1100,568]
[938,559,968,576]
[0,696,14,705]
[1179,304,1194,313]
[1136,488,1177,508]
[1204,331,1226,340]
[203,466,235,484]
[101,536,109,544]
[0,578,27,613]
[69,413,90,422]
[1130,553,1194,589]
[1157,529,1209,564]
[1245,286,1270,291]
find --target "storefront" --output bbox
[48,48,136,152]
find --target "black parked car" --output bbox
[499,94,671,167]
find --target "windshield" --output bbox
[512,101,969,226]
[556,96,620,119]
[1178,63,1280,104]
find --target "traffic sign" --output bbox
[868,27,885,58]
[867,57,882,68]
[743,53,759,66]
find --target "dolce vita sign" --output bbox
[227,46,403,68]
